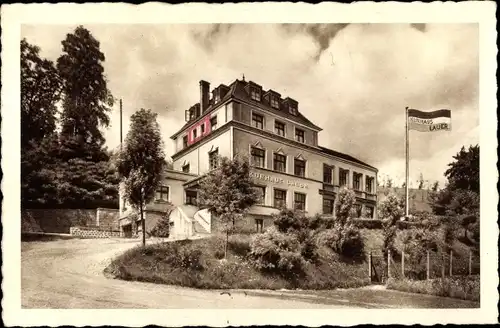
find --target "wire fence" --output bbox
[367,249,480,283]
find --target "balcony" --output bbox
[366,193,377,201]
[322,183,338,194]
[354,189,364,198]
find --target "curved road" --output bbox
[21,238,479,309]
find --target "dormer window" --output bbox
[289,103,297,115]
[270,95,280,109]
[192,128,198,139]
[250,87,261,102]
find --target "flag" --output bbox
[408,109,451,132]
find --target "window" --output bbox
[354,204,362,218]
[339,168,349,187]
[200,124,205,134]
[289,103,297,115]
[251,147,265,168]
[274,121,285,136]
[366,177,374,193]
[274,189,287,208]
[209,149,219,170]
[255,218,264,233]
[250,87,261,101]
[295,128,305,143]
[155,186,169,202]
[182,164,190,173]
[185,190,197,205]
[210,116,218,130]
[182,135,188,148]
[254,185,266,205]
[273,153,286,173]
[323,198,334,215]
[323,164,333,184]
[365,206,374,218]
[294,192,306,211]
[294,158,306,177]
[270,95,280,109]
[252,113,264,129]
[192,128,198,139]
[353,172,362,190]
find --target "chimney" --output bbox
[200,80,210,114]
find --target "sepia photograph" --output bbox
[2,2,498,327]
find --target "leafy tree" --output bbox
[21,39,62,207]
[198,155,259,258]
[431,181,439,192]
[335,186,356,226]
[118,109,165,246]
[378,193,404,256]
[57,25,114,145]
[431,145,480,218]
[444,145,479,193]
[386,177,393,188]
[21,38,62,148]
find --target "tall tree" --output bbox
[21,38,62,148]
[444,145,479,193]
[198,155,259,258]
[21,39,62,207]
[118,109,165,247]
[57,25,114,145]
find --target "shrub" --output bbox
[149,211,172,238]
[316,228,341,250]
[249,226,305,276]
[307,214,336,230]
[272,208,306,233]
[349,218,384,229]
[300,232,319,263]
[228,234,252,257]
[338,224,365,260]
[179,246,205,271]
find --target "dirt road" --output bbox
[21,238,479,309]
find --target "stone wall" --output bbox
[70,226,121,238]
[96,208,120,230]
[22,209,97,234]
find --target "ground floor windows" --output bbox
[364,205,374,218]
[254,185,266,205]
[155,186,170,202]
[294,192,306,211]
[273,188,287,208]
[255,218,264,233]
[322,197,334,215]
[185,190,198,205]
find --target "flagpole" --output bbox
[405,106,409,218]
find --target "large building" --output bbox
[119,78,378,238]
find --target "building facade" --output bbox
[119,78,378,237]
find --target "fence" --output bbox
[367,249,480,283]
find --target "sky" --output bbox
[21,23,479,188]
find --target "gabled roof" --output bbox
[171,79,322,139]
[318,146,377,171]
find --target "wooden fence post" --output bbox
[401,250,405,279]
[368,251,372,282]
[426,250,430,280]
[449,249,453,277]
[441,253,445,278]
[468,251,472,276]
[387,250,391,279]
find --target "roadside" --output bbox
[21,238,479,309]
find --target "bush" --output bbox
[300,232,319,263]
[307,214,336,230]
[387,276,480,302]
[149,212,172,238]
[316,228,341,250]
[349,218,384,229]
[249,226,305,276]
[335,187,356,226]
[338,224,365,261]
[272,208,306,233]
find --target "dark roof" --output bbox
[318,146,377,170]
[171,79,322,138]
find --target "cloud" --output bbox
[21,23,479,185]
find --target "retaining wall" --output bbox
[70,226,121,238]
[22,209,97,234]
